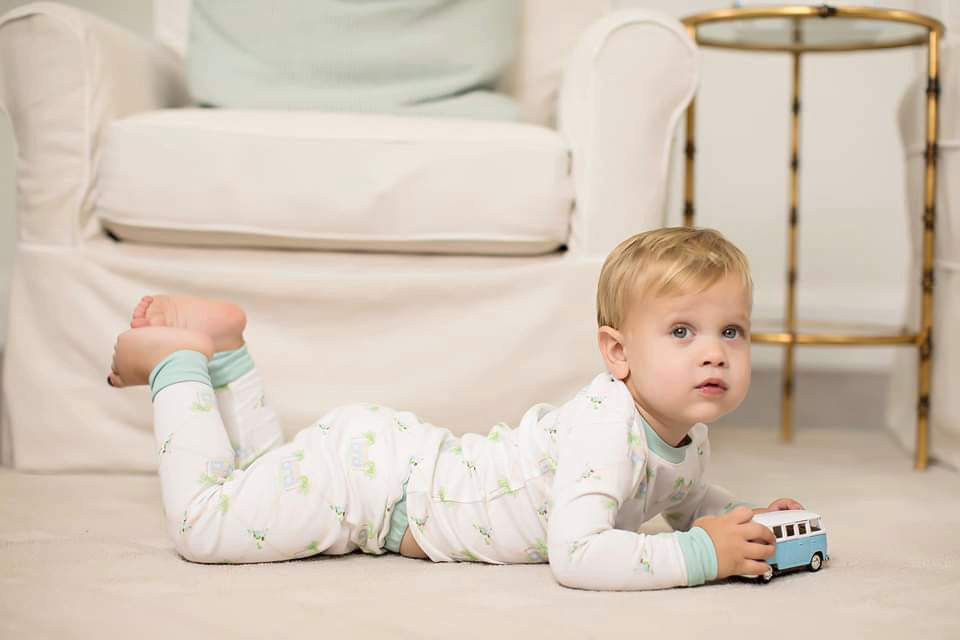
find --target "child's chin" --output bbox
[687,405,731,424]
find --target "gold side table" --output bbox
[680,5,944,469]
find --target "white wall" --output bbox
[0,0,937,371]
[0,122,11,338]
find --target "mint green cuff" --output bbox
[148,350,212,400]
[208,344,254,388]
[676,527,719,586]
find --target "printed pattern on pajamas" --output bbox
[152,363,442,563]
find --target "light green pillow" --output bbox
[187,0,519,120]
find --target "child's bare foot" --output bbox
[130,295,246,352]
[108,327,214,388]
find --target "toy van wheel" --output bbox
[809,552,823,572]
[759,568,774,584]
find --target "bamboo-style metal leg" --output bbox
[915,31,940,470]
[684,25,697,229]
[781,39,802,443]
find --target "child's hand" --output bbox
[693,507,775,580]
[752,497,804,514]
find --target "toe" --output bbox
[142,296,167,325]
[130,317,150,328]
[132,296,154,319]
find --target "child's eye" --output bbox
[672,326,690,339]
[722,326,742,339]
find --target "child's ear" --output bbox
[598,326,629,380]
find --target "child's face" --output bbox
[604,275,752,441]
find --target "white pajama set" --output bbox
[150,346,752,589]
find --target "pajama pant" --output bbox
[151,348,437,563]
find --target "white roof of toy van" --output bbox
[752,510,823,528]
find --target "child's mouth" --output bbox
[696,381,727,396]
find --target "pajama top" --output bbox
[404,372,744,589]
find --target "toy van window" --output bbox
[810,519,821,532]
[785,524,795,537]
[798,522,807,535]
[773,525,784,539]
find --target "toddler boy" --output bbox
[109,227,800,590]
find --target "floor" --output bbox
[717,368,888,431]
[3,369,958,639]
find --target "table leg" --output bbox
[684,25,697,229]
[781,46,802,443]
[915,30,940,470]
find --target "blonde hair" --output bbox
[597,227,753,329]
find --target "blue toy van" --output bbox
[749,510,829,583]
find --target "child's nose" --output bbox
[700,340,727,367]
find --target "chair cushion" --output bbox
[96,110,574,255]
[187,0,519,120]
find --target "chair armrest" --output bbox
[558,9,698,257]
[0,2,190,246]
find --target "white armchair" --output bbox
[0,0,697,471]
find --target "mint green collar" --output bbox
[639,414,689,464]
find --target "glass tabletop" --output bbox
[685,5,942,52]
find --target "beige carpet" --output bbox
[1,426,958,639]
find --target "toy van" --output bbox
[748,509,828,583]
